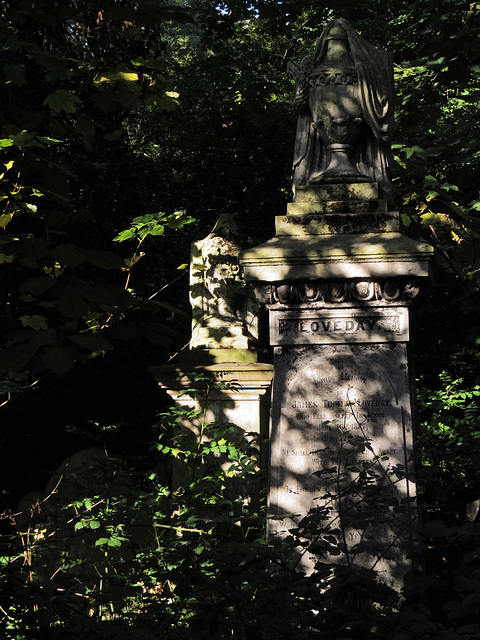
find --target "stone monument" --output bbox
[239,19,433,589]
[288,18,394,205]
[151,215,273,472]
[190,214,259,351]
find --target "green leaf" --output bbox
[52,244,86,268]
[19,315,48,330]
[55,285,90,319]
[40,347,75,376]
[29,329,57,347]
[95,537,111,546]
[107,538,122,547]
[113,229,136,242]
[68,334,113,352]
[4,63,26,87]
[142,322,174,346]
[0,343,38,373]
[43,90,82,114]
[81,249,125,270]
[0,212,14,228]
[405,145,427,160]
[106,322,137,341]
[149,224,164,236]
[20,276,57,297]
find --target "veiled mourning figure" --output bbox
[288,19,394,203]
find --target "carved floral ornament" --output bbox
[260,280,421,306]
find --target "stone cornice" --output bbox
[256,278,422,307]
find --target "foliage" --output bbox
[4,374,480,638]
[0,0,195,390]
[2,0,480,637]
[0,377,404,639]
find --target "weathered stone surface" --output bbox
[261,279,420,306]
[151,361,274,471]
[268,341,415,585]
[235,17,431,594]
[287,198,388,215]
[240,232,433,281]
[293,182,379,203]
[190,215,259,350]
[178,348,260,364]
[270,307,409,345]
[288,19,394,205]
[277,212,397,236]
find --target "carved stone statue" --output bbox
[288,19,394,202]
[190,215,259,350]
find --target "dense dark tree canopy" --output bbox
[2,0,480,637]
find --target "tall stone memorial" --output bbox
[240,19,433,587]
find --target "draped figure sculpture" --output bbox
[288,19,394,204]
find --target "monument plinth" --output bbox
[151,215,273,475]
[239,19,433,589]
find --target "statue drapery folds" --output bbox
[288,19,394,204]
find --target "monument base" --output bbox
[268,340,416,589]
[150,350,273,472]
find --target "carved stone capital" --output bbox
[257,279,422,307]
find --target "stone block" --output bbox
[151,361,274,438]
[286,199,388,216]
[276,212,398,236]
[293,183,379,203]
[270,307,409,345]
[268,341,416,588]
[240,232,434,281]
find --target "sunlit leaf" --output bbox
[0,212,13,228]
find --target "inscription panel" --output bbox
[268,342,415,586]
[270,307,409,345]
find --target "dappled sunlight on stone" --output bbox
[239,18,433,591]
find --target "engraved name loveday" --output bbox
[271,308,409,345]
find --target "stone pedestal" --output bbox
[151,353,273,446]
[151,216,273,483]
[239,182,433,588]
